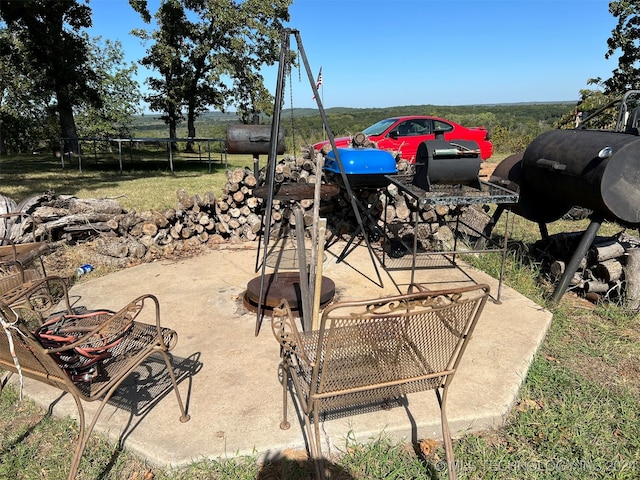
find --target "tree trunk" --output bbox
[0,118,5,155]
[57,89,79,154]
[186,100,197,152]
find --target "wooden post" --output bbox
[312,218,327,330]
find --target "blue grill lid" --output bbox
[324,148,398,175]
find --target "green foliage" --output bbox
[75,35,143,139]
[132,0,292,141]
[0,0,100,148]
[604,0,640,96]
[0,0,140,154]
[284,102,575,155]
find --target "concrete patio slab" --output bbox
[10,240,552,468]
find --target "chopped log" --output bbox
[420,208,437,223]
[94,237,129,258]
[385,205,396,223]
[300,199,314,209]
[232,191,245,203]
[243,173,257,187]
[136,222,157,237]
[225,182,240,194]
[34,213,117,238]
[228,168,246,184]
[86,251,131,268]
[550,260,565,279]
[624,248,640,310]
[246,213,262,234]
[246,197,260,210]
[434,205,450,217]
[68,198,123,215]
[62,222,114,234]
[176,188,194,209]
[394,195,410,220]
[180,226,193,239]
[170,224,182,239]
[584,280,610,293]
[217,221,230,234]
[124,238,146,258]
[203,191,216,205]
[198,213,211,226]
[588,240,625,263]
[593,258,623,282]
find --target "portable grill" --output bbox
[412,139,482,191]
[323,148,397,187]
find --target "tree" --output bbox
[132,0,291,147]
[225,0,292,123]
[133,0,187,142]
[0,27,57,154]
[0,0,101,153]
[74,35,143,140]
[603,0,640,96]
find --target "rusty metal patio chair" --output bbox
[0,211,50,279]
[271,283,490,480]
[0,275,191,480]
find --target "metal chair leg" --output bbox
[308,409,326,480]
[280,362,290,430]
[436,388,457,480]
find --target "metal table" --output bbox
[383,175,519,302]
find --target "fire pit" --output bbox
[243,272,335,313]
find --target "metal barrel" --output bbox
[520,129,640,225]
[225,124,286,155]
[413,139,481,191]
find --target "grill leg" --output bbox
[550,214,603,304]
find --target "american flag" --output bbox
[312,67,322,99]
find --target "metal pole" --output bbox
[550,214,603,304]
[255,28,290,336]
[168,139,174,173]
[294,30,383,287]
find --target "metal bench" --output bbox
[0,276,191,479]
[271,283,490,480]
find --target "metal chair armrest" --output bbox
[271,298,313,366]
[0,275,71,315]
[41,293,175,354]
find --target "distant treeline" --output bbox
[131,102,577,156]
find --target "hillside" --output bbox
[130,102,576,154]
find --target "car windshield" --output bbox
[362,118,398,136]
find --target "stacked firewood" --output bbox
[540,230,640,305]
[1,148,482,269]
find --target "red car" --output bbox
[314,115,493,163]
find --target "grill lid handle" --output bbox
[535,158,567,171]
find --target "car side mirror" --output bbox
[388,130,399,139]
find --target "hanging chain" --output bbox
[289,66,297,158]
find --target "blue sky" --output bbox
[87,0,618,110]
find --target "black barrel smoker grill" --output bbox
[412,137,482,191]
[490,128,640,302]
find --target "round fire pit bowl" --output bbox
[243,272,336,313]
